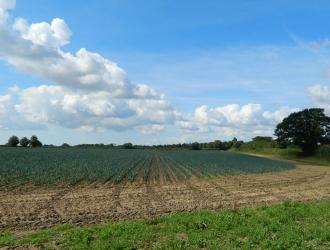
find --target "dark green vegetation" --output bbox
[4,135,42,148]
[1,201,329,249]
[0,148,294,186]
[236,137,330,166]
[6,135,19,147]
[275,108,330,155]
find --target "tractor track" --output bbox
[0,164,329,231]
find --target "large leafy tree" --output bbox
[7,135,19,147]
[275,108,330,155]
[19,137,30,147]
[29,135,42,148]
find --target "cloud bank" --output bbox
[0,1,175,133]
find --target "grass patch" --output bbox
[1,201,330,249]
[236,146,330,166]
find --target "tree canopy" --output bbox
[19,137,30,147]
[191,142,201,150]
[122,143,134,149]
[30,135,42,148]
[7,136,19,147]
[275,108,330,154]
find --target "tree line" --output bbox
[2,108,330,155]
[4,135,42,148]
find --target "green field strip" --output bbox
[0,148,295,186]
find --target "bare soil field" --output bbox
[0,164,329,231]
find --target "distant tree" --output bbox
[61,143,70,148]
[213,140,222,149]
[122,142,134,149]
[191,142,200,150]
[252,136,273,143]
[29,135,42,148]
[7,135,19,147]
[275,108,330,155]
[221,141,233,150]
[232,137,243,149]
[19,137,30,147]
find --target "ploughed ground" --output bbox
[0,164,329,231]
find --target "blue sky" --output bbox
[12,0,330,51]
[0,0,330,145]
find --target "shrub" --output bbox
[315,144,330,159]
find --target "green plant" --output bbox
[0,148,295,187]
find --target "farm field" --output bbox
[1,148,329,235]
[0,148,294,187]
[0,161,329,231]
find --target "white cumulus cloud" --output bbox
[0,7,135,95]
[307,84,330,114]
[0,94,11,117]
[0,1,318,142]
[0,0,15,10]
[0,2,176,133]
[14,17,71,48]
[0,85,173,132]
[175,104,297,140]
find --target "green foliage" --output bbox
[275,108,330,155]
[122,142,134,149]
[19,137,30,147]
[7,136,19,147]
[232,137,243,149]
[236,144,330,166]
[252,136,274,142]
[301,144,330,165]
[0,148,294,186]
[29,135,42,148]
[2,201,330,249]
[190,142,200,150]
[199,138,244,150]
[211,140,222,149]
[315,144,330,159]
[74,143,114,149]
[239,137,277,152]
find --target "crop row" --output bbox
[0,148,295,187]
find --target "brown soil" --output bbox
[0,164,329,231]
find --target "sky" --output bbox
[0,0,330,145]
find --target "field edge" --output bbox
[1,200,329,249]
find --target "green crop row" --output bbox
[0,148,295,187]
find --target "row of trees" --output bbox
[6,135,42,148]
[78,108,329,154]
[131,139,242,150]
[3,109,329,155]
